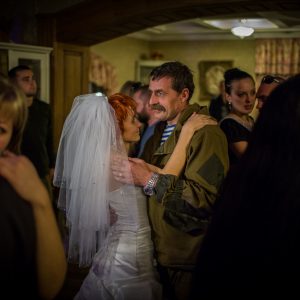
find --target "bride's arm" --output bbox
[131,113,217,176]
[160,113,216,175]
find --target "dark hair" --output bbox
[150,61,195,101]
[261,75,285,85]
[8,65,32,79]
[225,73,300,266]
[224,68,254,94]
[224,74,300,228]
[230,74,300,253]
[134,84,151,102]
[119,81,142,97]
[192,74,300,297]
[249,74,300,161]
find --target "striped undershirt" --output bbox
[160,124,176,145]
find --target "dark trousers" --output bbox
[157,263,193,300]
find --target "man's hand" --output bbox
[111,156,152,186]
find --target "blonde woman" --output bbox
[0,77,66,299]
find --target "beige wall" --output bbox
[150,40,256,104]
[91,36,149,93]
[91,37,256,105]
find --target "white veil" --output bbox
[53,93,133,267]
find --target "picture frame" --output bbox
[198,60,233,100]
[136,60,167,84]
[0,43,52,103]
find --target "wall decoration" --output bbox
[89,52,118,96]
[136,60,168,84]
[0,42,52,103]
[199,60,233,100]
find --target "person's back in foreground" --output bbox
[0,77,66,299]
[191,74,300,299]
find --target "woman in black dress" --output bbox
[219,68,256,166]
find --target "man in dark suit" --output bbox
[8,65,55,196]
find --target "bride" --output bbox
[54,92,215,300]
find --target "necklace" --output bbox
[225,113,254,131]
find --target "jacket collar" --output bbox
[154,104,209,155]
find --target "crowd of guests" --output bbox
[1,60,299,299]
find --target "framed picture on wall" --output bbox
[136,60,168,84]
[198,60,233,100]
[0,43,52,103]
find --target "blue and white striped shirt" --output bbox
[160,124,176,145]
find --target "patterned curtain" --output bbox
[255,39,300,77]
[89,52,118,96]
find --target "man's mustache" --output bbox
[150,104,166,112]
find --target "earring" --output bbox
[227,102,232,111]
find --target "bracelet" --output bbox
[143,172,159,196]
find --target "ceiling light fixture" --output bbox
[231,19,254,38]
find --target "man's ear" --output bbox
[180,88,189,103]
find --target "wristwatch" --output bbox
[143,172,159,196]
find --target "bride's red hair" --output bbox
[108,93,136,133]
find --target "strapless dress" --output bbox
[75,186,162,300]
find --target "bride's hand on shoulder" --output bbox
[129,158,161,174]
[182,112,217,135]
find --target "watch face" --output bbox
[143,185,152,196]
[144,186,151,196]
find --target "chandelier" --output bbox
[231,19,254,38]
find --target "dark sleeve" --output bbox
[46,104,55,168]
[152,126,229,234]
[0,177,38,298]
[140,121,165,162]
[220,118,250,143]
[209,97,221,121]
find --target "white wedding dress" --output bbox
[75,186,162,300]
[53,93,161,300]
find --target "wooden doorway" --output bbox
[52,42,89,150]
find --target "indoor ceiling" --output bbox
[52,0,300,45]
[127,11,300,41]
[1,0,300,45]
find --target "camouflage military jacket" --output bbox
[141,103,229,268]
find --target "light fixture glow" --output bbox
[231,26,254,38]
